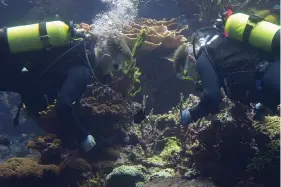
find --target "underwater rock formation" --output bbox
[140,177,217,187]
[0,158,60,187]
[83,94,279,187]
[27,134,63,165]
[105,165,147,187]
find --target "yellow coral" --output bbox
[160,137,182,160]
[253,116,280,139]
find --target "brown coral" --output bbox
[121,18,188,52]
[0,158,60,187]
[59,156,92,186]
[27,134,63,165]
[79,85,134,124]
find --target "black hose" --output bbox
[83,40,108,87]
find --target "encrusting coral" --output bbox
[0,158,60,187]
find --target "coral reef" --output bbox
[0,158,60,187]
[121,18,188,53]
[0,2,280,187]
[0,134,38,163]
[110,29,146,98]
[140,177,216,187]
[105,165,147,187]
[27,134,63,165]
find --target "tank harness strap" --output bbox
[243,15,264,43]
[39,22,52,51]
[0,28,10,54]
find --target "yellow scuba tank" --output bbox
[6,21,72,54]
[225,13,280,55]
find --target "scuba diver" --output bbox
[173,11,280,126]
[0,21,145,152]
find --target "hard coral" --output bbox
[27,134,62,165]
[140,177,216,187]
[253,116,280,139]
[0,158,60,187]
[60,156,92,186]
[121,18,188,53]
[79,85,134,125]
[105,165,147,187]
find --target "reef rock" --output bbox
[0,158,60,187]
[105,165,147,187]
[140,177,217,187]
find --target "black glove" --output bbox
[133,109,146,123]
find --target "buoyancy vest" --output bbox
[205,35,273,103]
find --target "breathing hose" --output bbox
[83,40,108,87]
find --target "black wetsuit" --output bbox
[0,35,93,144]
[189,35,280,122]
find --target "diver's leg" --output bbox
[260,60,280,112]
[55,65,95,151]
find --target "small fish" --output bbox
[272,5,280,11]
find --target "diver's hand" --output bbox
[134,110,146,123]
[181,108,192,126]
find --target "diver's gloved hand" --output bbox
[181,108,192,126]
[134,109,146,123]
[81,135,96,152]
[253,103,264,120]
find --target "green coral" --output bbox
[146,156,166,166]
[253,116,280,139]
[160,137,181,160]
[145,137,181,166]
[106,165,147,187]
[150,168,176,179]
[247,140,280,172]
[122,29,146,97]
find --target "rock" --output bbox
[150,168,176,180]
[139,177,217,187]
[106,165,147,187]
[27,134,62,165]
[0,158,60,187]
[60,156,92,186]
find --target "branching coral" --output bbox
[253,116,280,139]
[27,134,63,165]
[110,29,146,98]
[123,29,146,97]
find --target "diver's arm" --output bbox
[183,51,222,124]
[55,65,92,142]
